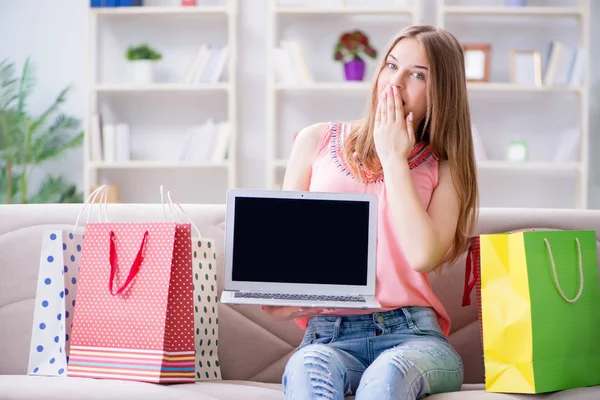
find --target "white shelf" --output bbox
[274,82,582,94]
[274,7,414,15]
[94,83,230,93]
[85,0,238,203]
[90,6,230,16]
[274,82,371,91]
[477,161,581,173]
[442,6,583,18]
[437,0,591,209]
[89,161,230,170]
[467,83,582,93]
[266,0,421,191]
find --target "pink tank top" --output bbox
[295,122,451,336]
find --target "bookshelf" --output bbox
[265,0,421,190]
[84,0,237,204]
[437,0,590,209]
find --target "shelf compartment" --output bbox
[90,6,230,16]
[442,6,583,18]
[89,161,230,169]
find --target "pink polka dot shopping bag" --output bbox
[27,186,108,377]
[67,186,220,384]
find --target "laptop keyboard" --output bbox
[234,292,366,302]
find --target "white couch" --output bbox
[1,203,600,400]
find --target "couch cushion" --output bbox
[2,376,599,400]
[427,386,600,399]
[0,375,283,400]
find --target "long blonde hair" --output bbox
[345,25,479,268]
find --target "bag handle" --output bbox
[109,230,148,296]
[462,237,480,307]
[73,185,109,230]
[159,185,203,239]
[544,237,584,304]
[160,185,181,223]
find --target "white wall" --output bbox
[1,0,598,207]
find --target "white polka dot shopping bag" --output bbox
[27,186,108,377]
[27,230,83,377]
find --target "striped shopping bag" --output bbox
[68,221,195,383]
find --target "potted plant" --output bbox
[0,58,83,204]
[333,30,378,81]
[125,43,163,84]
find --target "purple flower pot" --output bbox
[344,60,365,81]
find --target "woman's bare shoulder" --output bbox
[292,122,331,155]
[296,122,330,141]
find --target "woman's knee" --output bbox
[285,344,341,377]
[283,344,347,399]
[357,341,463,398]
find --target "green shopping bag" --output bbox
[480,229,600,393]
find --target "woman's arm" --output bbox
[375,84,460,274]
[281,122,327,191]
[383,159,460,273]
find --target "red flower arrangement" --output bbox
[333,30,378,63]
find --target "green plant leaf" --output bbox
[27,175,82,204]
[0,59,19,110]
[125,43,162,61]
[0,165,20,204]
[29,86,69,134]
[17,58,36,114]
[0,57,83,204]
[30,114,83,165]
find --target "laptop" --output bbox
[219,189,381,309]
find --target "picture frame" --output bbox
[510,50,542,86]
[463,44,491,82]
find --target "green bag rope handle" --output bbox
[544,237,584,304]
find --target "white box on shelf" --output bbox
[115,123,131,162]
[89,114,103,162]
[102,124,116,163]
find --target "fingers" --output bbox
[406,111,415,144]
[393,85,405,125]
[375,102,382,125]
[380,87,388,125]
[387,85,395,122]
[262,305,336,320]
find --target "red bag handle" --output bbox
[462,236,480,307]
[109,230,148,295]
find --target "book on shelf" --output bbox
[88,114,131,163]
[89,114,103,162]
[543,40,584,87]
[185,44,228,84]
[179,119,230,163]
[551,127,580,163]
[273,40,313,84]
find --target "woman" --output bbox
[264,24,479,399]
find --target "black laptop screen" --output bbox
[231,196,371,286]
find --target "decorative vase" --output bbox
[129,60,154,84]
[344,59,365,81]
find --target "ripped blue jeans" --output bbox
[282,306,463,400]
